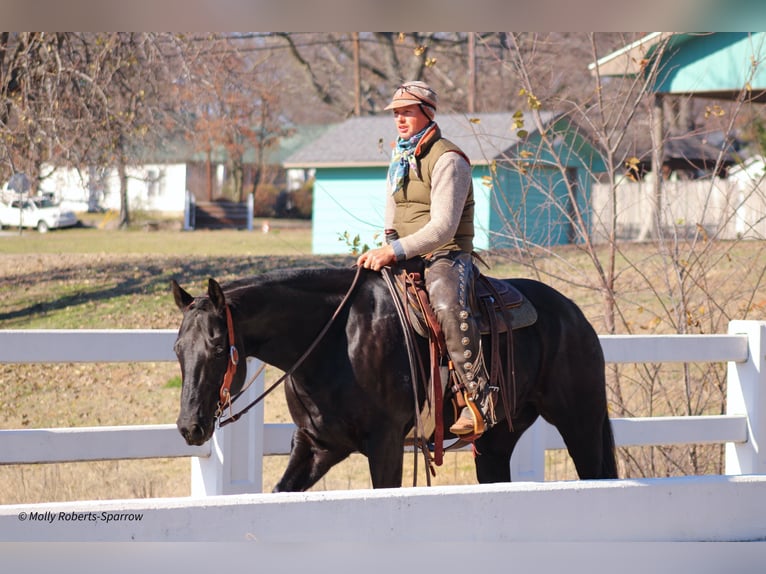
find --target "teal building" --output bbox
[284,112,605,255]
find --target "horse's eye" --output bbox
[214,345,227,357]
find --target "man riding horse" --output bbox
[356,80,494,439]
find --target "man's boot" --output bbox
[441,294,495,437]
[449,352,495,437]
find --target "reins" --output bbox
[381,267,437,486]
[216,265,364,428]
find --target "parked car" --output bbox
[0,197,79,233]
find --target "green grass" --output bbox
[0,225,313,256]
[164,375,182,389]
[0,221,356,330]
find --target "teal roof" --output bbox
[590,32,766,102]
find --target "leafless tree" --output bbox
[483,32,766,478]
[176,34,290,203]
[0,32,188,226]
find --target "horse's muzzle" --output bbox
[177,417,212,446]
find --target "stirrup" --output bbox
[464,394,486,436]
[449,393,486,437]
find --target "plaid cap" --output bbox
[384,81,438,112]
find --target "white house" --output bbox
[39,162,188,215]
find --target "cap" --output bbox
[384,81,438,118]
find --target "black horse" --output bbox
[171,267,617,491]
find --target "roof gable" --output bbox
[283,111,558,168]
[589,32,766,102]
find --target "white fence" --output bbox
[0,321,764,493]
[2,323,766,557]
[591,178,766,241]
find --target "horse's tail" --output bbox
[601,414,619,478]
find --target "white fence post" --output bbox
[190,357,265,495]
[247,192,254,231]
[183,190,195,231]
[510,418,548,481]
[726,320,766,475]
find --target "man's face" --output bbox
[393,104,430,140]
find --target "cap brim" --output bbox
[384,98,421,111]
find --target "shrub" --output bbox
[291,178,314,219]
[253,183,280,217]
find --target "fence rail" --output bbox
[0,321,764,494]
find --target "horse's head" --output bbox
[171,277,241,446]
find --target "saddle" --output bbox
[386,264,538,472]
[393,266,537,341]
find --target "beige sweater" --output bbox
[384,151,473,259]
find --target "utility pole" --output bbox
[353,32,361,116]
[468,32,476,113]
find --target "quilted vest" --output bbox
[393,125,475,253]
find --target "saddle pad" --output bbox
[475,275,524,309]
[475,274,537,333]
[476,293,537,334]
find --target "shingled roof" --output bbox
[283,111,558,168]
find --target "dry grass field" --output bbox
[0,223,491,503]
[1,221,765,504]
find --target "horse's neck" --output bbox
[233,273,350,369]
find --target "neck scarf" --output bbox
[387,122,433,195]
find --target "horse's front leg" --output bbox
[272,427,351,492]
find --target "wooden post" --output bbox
[726,320,766,475]
[191,357,266,495]
[353,32,361,116]
[467,32,476,114]
[638,93,665,241]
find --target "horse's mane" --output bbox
[223,266,360,304]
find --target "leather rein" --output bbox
[215,266,364,428]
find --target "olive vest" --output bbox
[393,124,475,254]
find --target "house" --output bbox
[591,32,766,175]
[284,112,606,255]
[590,32,766,103]
[182,124,331,204]
[38,124,330,219]
[589,32,766,240]
[40,162,188,215]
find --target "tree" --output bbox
[487,32,766,478]
[0,32,188,227]
[177,34,290,203]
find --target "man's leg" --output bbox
[425,252,494,437]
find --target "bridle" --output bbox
[214,265,364,428]
[216,304,239,412]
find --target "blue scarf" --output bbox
[387,122,433,195]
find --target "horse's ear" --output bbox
[171,279,194,311]
[207,278,227,312]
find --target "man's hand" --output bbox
[356,245,396,272]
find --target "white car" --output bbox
[0,197,79,233]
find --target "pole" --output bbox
[468,32,476,113]
[353,32,361,116]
